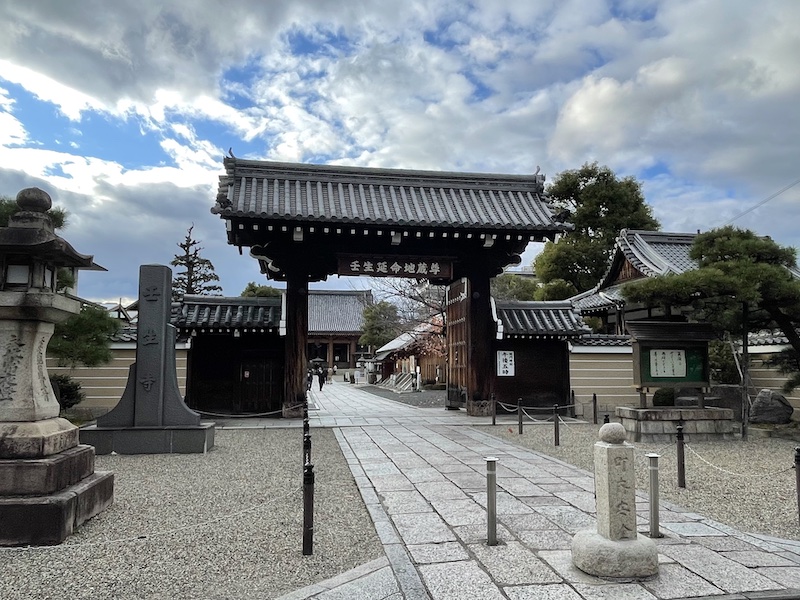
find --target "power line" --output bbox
[722,176,800,226]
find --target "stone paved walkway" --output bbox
[237,384,800,600]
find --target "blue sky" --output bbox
[1,0,798,304]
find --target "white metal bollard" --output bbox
[646,453,662,538]
[486,456,498,546]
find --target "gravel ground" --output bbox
[1,429,382,600]
[481,421,800,542]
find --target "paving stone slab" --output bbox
[362,462,402,476]
[416,480,467,501]
[659,544,783,593]
[499,512,560,531]
[516,528,574,551]
[407,542,471,564]
[380,490,433,515]
[720,551,797,568]
[498,478,551,497]
[641,563,723,599]
[503,583,584,599]
[454,523,513,545]
[532,505,597,534]
[430,497,486,526]
[552,490,597,513]
[314,565,399,600]
[538,549,607,585]
[469,541,562,585]
[404,467,447,483]
[753,567,800,588]
[660,521,727,537]
[369,474,415,492]
[392,512,456,545]
[383,542,431,600]
[471,491,536,515]
[419,560,505,600]
[571,582,658,599]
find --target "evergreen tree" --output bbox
[534,163,660,292]
[48,306,121,368]
[491,273,539,301]
[241,282,282,297]
[171,225,223,301]
[360,300,402,349]
[623,226,800,390]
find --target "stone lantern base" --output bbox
[0,418,114,546]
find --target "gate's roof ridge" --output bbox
[218,157,547,188]
[212,157,571,234]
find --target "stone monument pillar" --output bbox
[0,187,114,545]
[80,264,215,454]
[571,422,659,578]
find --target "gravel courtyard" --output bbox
[0,429,383,600]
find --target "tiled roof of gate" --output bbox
[308,290,370,334]
[172,295,281,329]
[495,300,590,338]
[212,158,572,233]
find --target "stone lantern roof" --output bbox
[0,187,102,269]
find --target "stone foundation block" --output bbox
[572,530,659,579]
[0,418,78,459]
[0,444,95,496]
[80,423,215,455]
[0,470,114,546]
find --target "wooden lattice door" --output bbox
[446,278,470,408]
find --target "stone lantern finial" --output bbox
[16,187,52,212]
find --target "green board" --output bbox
[640,346,708,385]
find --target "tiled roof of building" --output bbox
[308,289,371,334]
[615,229,697,279]
[212,158,571,233]
[573,230,697,313]
[570,334,632,347]
[495,300,591,338]
[173,295,281,329]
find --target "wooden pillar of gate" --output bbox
[466,270,493,416]
[283,269,308,418]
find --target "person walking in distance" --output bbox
[317,366,325,391]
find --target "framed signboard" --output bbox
[633,345,709,387]
[496,350,515,377]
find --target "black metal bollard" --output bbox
[491,393,496,426]
[304,432,311,465]
[593,393,598,425]
[795,447,800,526]
[553,404,560,446]
[603,414,610,424]
[676,424,686,488]
[517,398,523,435]
[302,461,315,555]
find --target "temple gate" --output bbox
[211,159,571,416]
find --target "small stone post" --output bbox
[572,422,658,578]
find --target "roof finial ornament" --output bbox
[228,147,236,159]
[534,165,540,176]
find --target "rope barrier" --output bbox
[684,443,794,479]
[196,403,305,419]
[0,485,303,553]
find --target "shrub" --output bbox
[652,387,675,406]
[50,374,85,411]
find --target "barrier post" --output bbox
[646,453,662,538]
[795,447,800,526]
[593,393,598,425]
[553,405,560,446]
[486,457,498,546]
[603,414,610,424]
[517,398,523,435]
[491,393,496,426]
[676,424,686,488]
[302,461,315,555]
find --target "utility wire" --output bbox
[722,176,800,226]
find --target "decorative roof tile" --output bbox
[212,158,571,233]
[616,229,697,278]
[495,300,591,338]
[172,295,281,329]
[571,334,632,347]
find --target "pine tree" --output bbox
[171,225,223,301]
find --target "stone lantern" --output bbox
[0,187,113,546]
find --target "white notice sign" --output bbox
[497,351,515,377]
[650,349,686,378]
